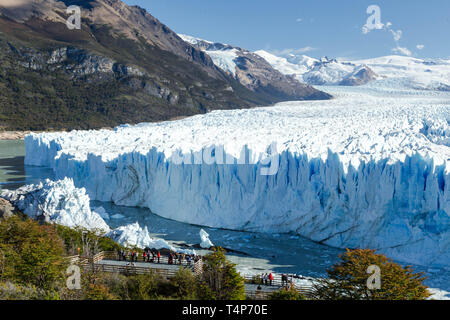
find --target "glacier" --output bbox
[24,86,450,267]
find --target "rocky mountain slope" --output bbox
[179,34,329,101]
[0,0,330,131]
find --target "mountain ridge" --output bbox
[0,0,331,131]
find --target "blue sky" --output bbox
[124,0,450,59]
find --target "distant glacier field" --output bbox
[25,85,450,268]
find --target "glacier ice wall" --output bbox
[24,87,450,267]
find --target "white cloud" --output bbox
[362,17,412,57]
[416,44,425,50]
[296,18,303,22]
[392,46,412,56]
[390,29,402,41]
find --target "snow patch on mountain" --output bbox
[254,50,312,81]
[205,49,239,76]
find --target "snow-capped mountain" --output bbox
[256,50,450,91]
[255,51,379,86]
[349,55,450,91]
[302,57,379,86]
[179,34,331,101]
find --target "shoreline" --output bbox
[0,131,31,141]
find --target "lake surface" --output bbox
[0,140,54,190]
[0,140,449,292]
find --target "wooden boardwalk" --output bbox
[73,251,314,299]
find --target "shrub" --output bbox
[268,286,306,300]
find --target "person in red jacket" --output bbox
[157,251,161,264]
[268,273,274,286]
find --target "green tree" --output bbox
[169,266,198,299]
[0,217,67,290]
[197,248,245,300]
[312,249,430,300]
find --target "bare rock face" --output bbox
[0,198,15,220]
[339,65,378,86]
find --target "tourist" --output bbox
[281,274,287,287]
[268,273,274,286]
[186,255,192,266]
[157,251,160,263]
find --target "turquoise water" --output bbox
[0,140,54,190]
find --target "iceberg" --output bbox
[107,222,195,254]
[24,86,450,267]
[199,229,214,249]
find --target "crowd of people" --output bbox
[255,273,294,287]
[258,273,275,286]
[117,248,199,267]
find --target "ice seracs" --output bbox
[0,178,110,232]
[24,85,450,267]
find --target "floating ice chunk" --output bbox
[111,213,125,219]
[94,207,109,220]
[199,229,214,248]
[108,222,196,254]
